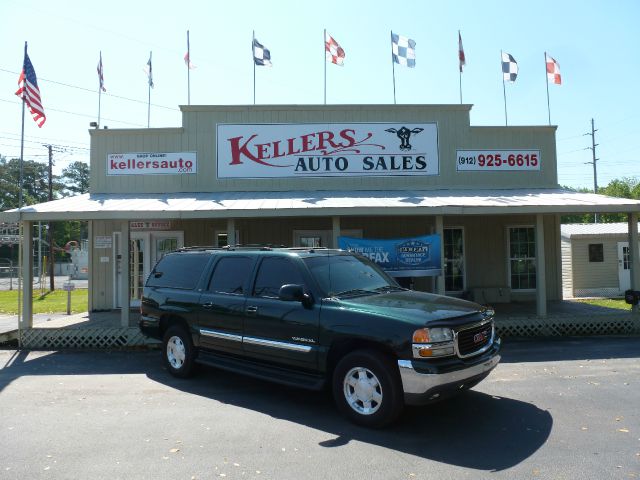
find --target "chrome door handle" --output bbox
[246,305,258,316]
[201,302,213,309]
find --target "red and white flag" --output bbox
[97,52,106,92]
[325,32,345,66]
[545,53,561,85]
[458,31,466,72]
[184,51,196,69]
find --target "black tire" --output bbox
[162,325,196,378]
[332,349,404,428]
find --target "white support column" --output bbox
[87,220,93,312]
[120,221,130,327]
[332,216,341,248]
[628,213,640,313]
[226,218,236,246]
[435,215,445,295]
[535,214,547,318]
[20,220,33,329]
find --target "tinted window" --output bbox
[304,254,395,296]
[253,257,305,298]
[147,253,210,289]
[208,257,253,294]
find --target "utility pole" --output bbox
[46,145,55,291]
[585,118,599,223]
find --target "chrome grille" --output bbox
[455,320,494,358]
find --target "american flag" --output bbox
[458,31,466,72]
[15,51,46,127]
[391,33,416,67]
[545,53,561,85]
[144,53,154,88]
[501,52,518,82]
[325,32,345,66]
[97,52,106,92]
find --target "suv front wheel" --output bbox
[332,350,404,428]
[163,325,196,378]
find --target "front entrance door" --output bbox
[618,242,630,293]
[114,230,184,308]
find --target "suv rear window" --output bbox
[208,256,254,294]
[147,253,211,289]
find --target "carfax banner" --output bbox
[338,235,442,277]
[216,123,439,178]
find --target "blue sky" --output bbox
[0,0,638,190]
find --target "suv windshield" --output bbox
[303,254,399,297]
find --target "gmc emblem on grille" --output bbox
[473,330,489,344]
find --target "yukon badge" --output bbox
[292,337,316,344]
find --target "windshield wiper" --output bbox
[333,288,378,298]
[373,285,406,293]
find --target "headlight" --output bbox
[412,327,453,343]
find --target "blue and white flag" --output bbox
[501,52,518,82]
[391,33,416,68]
[253,38,272,66]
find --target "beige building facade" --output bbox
[4,104,640,327]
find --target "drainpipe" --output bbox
[629,213,640,314]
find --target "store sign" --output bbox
[107,152,197,175]
[456,150,541,171]
[130,221,171,231]
[338,235,442,277]
[94,236,112,249]
[217,123,439,178]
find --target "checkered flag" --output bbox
[545,53,561,85]
[253,38,272,66]
[391,33,416,68]
[501,52,518,82]
[325,31,345,66]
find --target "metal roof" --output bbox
[561,222,639,238]
[2,188,639,222]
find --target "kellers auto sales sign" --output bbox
[216,123,439,178]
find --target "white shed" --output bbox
[561,223,640,298]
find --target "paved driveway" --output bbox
[0,337,638,479]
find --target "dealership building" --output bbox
[3,104,640,332]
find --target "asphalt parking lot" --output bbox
[0,337,639,479]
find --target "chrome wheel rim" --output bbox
[343,366,383,415]
[166,335,186,369]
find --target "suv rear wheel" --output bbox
[163,325,196,378]
[332,350,403,428]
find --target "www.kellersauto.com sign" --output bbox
[106,152,197,175]
[216,123,439,178]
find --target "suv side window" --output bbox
[208,256,253,295]
[147,253,210,289]
[253,257,305,298]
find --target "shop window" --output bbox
[588,244,604,262]
[300,236,322,248]
[444,228,464,292]
[508,227,536,290]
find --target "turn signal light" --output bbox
[413,329,431,343]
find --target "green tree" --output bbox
[61,161,90,195]
[562,177,640,224]
[0,156,64,210]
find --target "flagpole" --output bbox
[501,50,508,126]
[187,30,191,105]
[391,31,397,104]
[147,51,152,128]
[544,52,551,125]
[324,29,327,105]
[253,31,256,105]
[458,31,463,104]
[98,51,103,127]
[18,41,27,344]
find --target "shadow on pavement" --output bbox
[499,336,640,363]
[0,348,552,472]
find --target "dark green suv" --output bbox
[140,247,500,427]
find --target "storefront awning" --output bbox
[2,188,639,222]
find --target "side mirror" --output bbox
[279,284,313,307]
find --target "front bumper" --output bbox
[398,338,501,405]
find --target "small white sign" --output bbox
[100,256,110,263]
[62,282,76,291]
[94,236,112,249]
[456,150,541,171]
[107,151,197,176]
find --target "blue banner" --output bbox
[338,235,442,277]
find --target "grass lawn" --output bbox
[0,289,88,314]
[574,298,630,310]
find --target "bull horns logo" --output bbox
[385,126,424,151]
